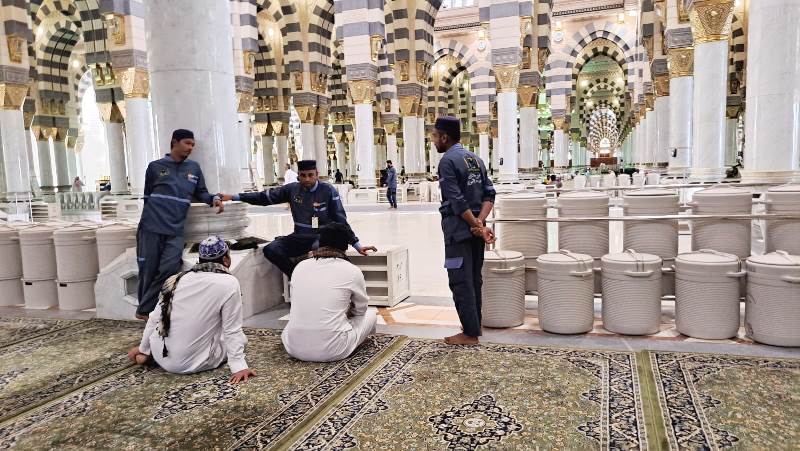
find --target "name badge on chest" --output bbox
[311,216,319,229]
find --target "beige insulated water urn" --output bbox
[19,223,63,309]
[481,250,526,328]
[690,186,752,258]
[494,192,548,293]
[536,251,595,334]
[764,184,800,255]
[0,223,24,306]
[556,191,610,293]
[745,252,800,347]
[601,251,663,335]
[54,223,100,310]
[96,222,138,269]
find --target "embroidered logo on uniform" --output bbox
[187,173,198,184]
[159,168,169,177]
[463,156,481,174]
[293,194,304,204]
[467,173,482,186]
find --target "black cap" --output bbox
[319,223,350,251]
[297,160,317,171]
[434,116,461,142]
[171,129,194,142]
[386,160,393,165]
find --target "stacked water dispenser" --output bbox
[53,223,99,310]
[0,223,24,306]
[556,191,610,292]
[19,223,63,309]
[493,192,548,293]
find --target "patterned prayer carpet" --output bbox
[647,351,800,450]
[283,339,649,450]
[0,319,142,421]
[0,329,399,450]
[0,317,82,348]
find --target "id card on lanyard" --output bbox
[312,216,319,229]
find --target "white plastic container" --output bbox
[601,251,663,335]
[0,223,25,306]
[56,279,96,310]
[622,189,679,258]
[54,223,100,282]
[537,251,595,334]
[96,222,137,269]
[18,223,60,281]
[690,186,752,258]
[22,279,58,309]
[745,252,800,347]
[675,250,744,339]
[481,250,526,328]
[557,191,610,258]
[494,192,548,293]
[764,184,800,255]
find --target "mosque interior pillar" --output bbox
[688,0,734,182]
[275,122,289,183]
[553,118,569,168]
[400,112,418,177]
[65,136,78,183]
[495,65,520,182]
[477,122,491,166]
[724,108,738,168]
[416,110,426,174]
[667,47,694,175]
[51,130,71,192]
[236,90,256,191]
[645,95,657,166]
[34,128,54,195]
[345,130,356,181]
[144,0,241,194]
[335,137,346,175]
[117,67,156,196]
[654,75,671,166]
[314,108,329,178]
[518,85,538,173]
[0,82,32,203]
[296,105,317,162]
[98,102,130,195]
[349,79,377,187]
[741,0,800,182]
[257,125,276,187]
[385,123,398,165]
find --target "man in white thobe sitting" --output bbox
[127,236,256,384]
[282,223,377,362]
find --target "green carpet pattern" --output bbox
[0,316,797,450]
[649,351,800,450]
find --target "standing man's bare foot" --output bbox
[444,333,479,345]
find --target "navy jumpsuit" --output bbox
[437,143,496,337]
[235,181,360,277]
[136,155,216,316]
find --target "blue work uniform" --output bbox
[385,166,398,208]
[438,143,496,337]
[136,155,216,316]
[234,181,361,277]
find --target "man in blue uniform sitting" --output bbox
[136,129,223,319]
[219,160,376,277]
[432,116,496,345]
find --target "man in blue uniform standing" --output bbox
[136,129,223,319]
[432,116,496,345]
[219,160,376,277]
[383,160,398,209]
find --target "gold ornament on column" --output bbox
[726,105,740,119]
[645,93,655,111]
[243,51,256,75]
[416,61,431,84]
[383,122,398,135]
[643,36,655,61]
[253,122,269,137]
[117,67,150,98]
[521,47,532,70]
[291,71,304,90]
[98,102,125,123]
[294,105,316,123]
[398,95,417,116]
[552,116,565,131]
[344,130,354,144]
[654,74,670,97]
[236,90,254,113]
[490,124,498,139]
[517,85,538,108]
[370,35,382,62]
[104,13,126,45]
[274,121,287,136]
[667,47,694,78]
[494,65,520,93]
[314,106,329,125]
[476,121,490,135]
[6,35,25,64]
[397,60,410,81]
[310,72,328,93]
[23,111,34,129]
[689,0,735,44]
[0,82,29,110]
[348,80,377,105]
[537,48,550,73]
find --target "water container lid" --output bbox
[747,251,800,268]
[694,185,751,198]
[767,183,800,193]
[484,250,524,261]
[0,222,19,239]
[602,251,661,265]
[97,222,136,233]
[537,250,593,265]
[53,223,97,235]
[499,192,547,200]
[18,223,60,240]
[623,188,677,198]
[560,190,608,199]
[675,250,739,265]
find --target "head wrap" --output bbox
[319,223,350,252]
[434,116,461,142]
[171,129,194,143]
[297,160,317,171]
[199,235,229,260]
[386,160,393,165]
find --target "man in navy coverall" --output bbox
[136,129,223,319]
[432,116,496,345]
[220,160,376,277]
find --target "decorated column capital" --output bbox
[383,122,398,135]
[476,121,490,135]
[116,68,150,99]
[689,0,735,44]
[517,85,538,108]
[0,82,28,110]
[253,122,269,137]
[654,74,671,97]
[667,48,694,78]
[314,106,329,125]
[726,105,740,119]
[398,95,419,116]
[348,80,378,105]
[236,90,254,114]
[273,121,288,136]
[494,64,520,93]
[97,102,125,123]
[294,105,317,124]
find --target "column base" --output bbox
[739,169,800,184]
[689,167,726,183]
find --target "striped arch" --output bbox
[433,39,492,120]
[728,14,746,95]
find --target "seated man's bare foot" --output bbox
[444,333,479,345]
[135,313,148,321]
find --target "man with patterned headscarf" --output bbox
[128,236,256,384]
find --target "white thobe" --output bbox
[139,271,249,374]
[284,169,298,184]
[282,257,377,362]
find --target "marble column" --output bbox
[491,135,500,173]
[346,131,357,180]
[314,123,328,178]
[350,80,377,187]
[495,65,520,182]
[275,124,289,183]
[401,116,418,175]
[335,140,347,175]
[688,0,734,182]
[724,113,738,168]
[646,103,658,166]
[66,145,78,182]
[35,130,54,194]
[237,103,256,191]
[667,48,693,175]
[51,136,70,192]
[417,115,426,174]
[260,134,276,186]
[300,119,316,161]
[117,68,156,196]
[385,123,398,165]
[477,122,490,165]
[553,118,569,168]
[519,105,538,172]
[655,92,670,166]
[145,0,241,194]
[24,125,39,195]
[103,118,129,195]
[0,83,32,201]
[428,141,439,174]
[742,0,800,182]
